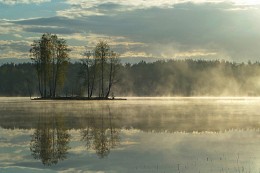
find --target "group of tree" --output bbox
[30,33,70,98]
[78,41,121,99]
[30,33,120,99]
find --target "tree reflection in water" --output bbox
[30,113,70,166]
[81,106,120,158]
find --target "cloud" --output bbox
[121,51,152,58]
[3,1,260,61]
[0,51,29,59]
[63,0,176,9]
[0,0,50,5]
[61,0,219,10]
[166,49,217,59]
[60,0,259,19]
[83,33,146,50]
[68,45,85,59]
[10,17,87,34]
[0,40,30,49]
[0,40,31,59]
[61,33,147,58]
[24,25,77,35]
[57,0,174,18]
[57,8,105,19]
[0,20,24,35]
[62,0,260,12]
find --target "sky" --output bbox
[1,0,260,62]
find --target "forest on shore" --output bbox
[0,59,260,97]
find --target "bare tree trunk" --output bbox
[86,65,90,98]
[54,62,60,98]
[44,62,47,98]
[99,78,101,97]
[105,60,113,98]
[49,78,52,98]
[101,52,104,98]
[90,60,96,98]
[52,55,55,98]
[36,67,43,97]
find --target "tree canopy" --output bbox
[30,33,70,98]
[78,40,121,99]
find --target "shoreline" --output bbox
[32,97,127,101]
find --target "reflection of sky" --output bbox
[0,97,260,172]
[0,127,259,173]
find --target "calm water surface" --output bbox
[0,97,260,173]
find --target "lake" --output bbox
[0,97,259,173]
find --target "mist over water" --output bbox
[1,60,260,97]
[1,97,259,131]
[0,97,259,173]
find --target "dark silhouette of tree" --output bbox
[30,33,70,98]
[79,41,121,98]
[105,51,121,98]
[79,51,96,98]
[30,113,70,166]
[94,41,110,98]
[82,51,91,98]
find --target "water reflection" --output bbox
[81,106,120,158]
[30,113,70,166]
[0,98,259,172]
[29,105,120,165]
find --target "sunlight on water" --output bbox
[0,97,259,173]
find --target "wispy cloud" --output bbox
[0,40,31,59]
[0,20,23,34]
[174,50,217,58]
[62,0,260,10]
[121,51,152,58]
[0,0,50,5]
[57,8,105,19]
[61,33,147,59]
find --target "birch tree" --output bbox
[30,33,70,98]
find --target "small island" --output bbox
[30,33,124,100]
[32,96,126,101]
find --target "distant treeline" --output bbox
[0,59,260,96]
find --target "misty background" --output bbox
[0,59,260,97]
